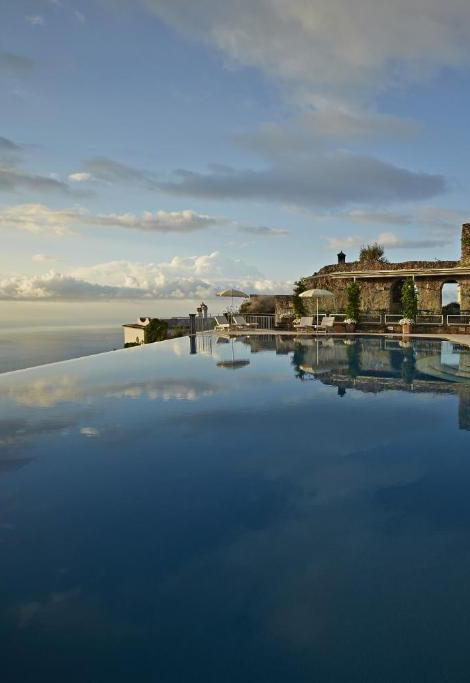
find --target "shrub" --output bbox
[239,296,275,315]
[346,281,360,321]
[359,243,387,263]
[401,278,418,321]
[171,326,186,338]
[144,318,168,343]
[293,278,307,318]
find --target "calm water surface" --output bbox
[1,334,470,682]
[0,326,123,373]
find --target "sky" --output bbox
[1,0,470,324]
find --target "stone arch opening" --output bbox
[441,281,460,315]
[390,279,405,313]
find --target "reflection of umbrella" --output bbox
[216,289,249,320]
[299,288,334,328]
[216,360,250,369]
[215,338,250,369]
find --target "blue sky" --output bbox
[1,0,470,322]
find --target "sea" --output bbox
[0,325,124,374]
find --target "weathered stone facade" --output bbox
[276,223,470,319]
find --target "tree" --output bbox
[346,281,361,321]
[144,318,168,343]
[401,278,418,320]
[359,242,387,263]
[293,278,307,317]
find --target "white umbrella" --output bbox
[216,288,249,320]
[299,288,334,328]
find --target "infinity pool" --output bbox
[1,334,470,682]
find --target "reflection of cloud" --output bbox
[0,376,82,407]
[0,373,219,407]
[80,426,99,437]
[105,378,218,402]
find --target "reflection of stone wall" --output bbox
[457,386,470,431]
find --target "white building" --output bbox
[122,317,151,345]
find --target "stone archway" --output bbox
[390,279,405,313]
[441,281,460,315]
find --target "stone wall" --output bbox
[462,224,470,265]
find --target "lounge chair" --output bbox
[214,315,231,330]
[315,316,335,334]
[293,316,315,330]
[232,315,258,329]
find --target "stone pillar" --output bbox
[459,280,470,312]
[461,224,470,264]
[189,313,196,335]
[414,279,441,313]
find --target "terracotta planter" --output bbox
[402,323,411,335]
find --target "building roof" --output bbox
[323,265,470,280]
[122,323,146,329]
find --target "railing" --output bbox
[416,314,444,326]
[244,314,275,329]
[359,313,382,325]
[384,314,403,324]
[447,314,470,326]
[195,316,215,332]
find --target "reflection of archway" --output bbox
[441,281,460,314]
[390,279,405,313]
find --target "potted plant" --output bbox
[399,318,413,335]
[344,318,357,333]
[400,278,418,336]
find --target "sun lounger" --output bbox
[315,316,335,334]
[214,315,231,330]
[293,316,315,330]
[232,315,258,329]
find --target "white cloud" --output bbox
[0,203,226,235]
[326,231,454,252]
[32,253,54,263]
[0,253,292,301]
[68,172,91,183]
[144,1,470,99]
[238,225,288,237]
[26,15,45,26]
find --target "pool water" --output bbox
[1,334,470,682]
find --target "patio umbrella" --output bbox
[216,288,249,321]
[299,288,334,328]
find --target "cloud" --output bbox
[0,137,22,164]
[83,156,159,189]
[0,51,34,72]
[0,203,226,235]
[26,15,45,26]
[0,272,145,301]
[32,253,54,263]
[235,105,420,155]
[0,166,81,197]
[0,253,291,300]
[68,172,91,183]
[142,1,470,99]
[326,232,454,252]
[161,152,445,209]
[239,225,288,237]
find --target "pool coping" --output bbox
[211,329,470,348]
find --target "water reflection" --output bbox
[1,333,470,682]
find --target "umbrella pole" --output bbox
[317,298,319,329]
